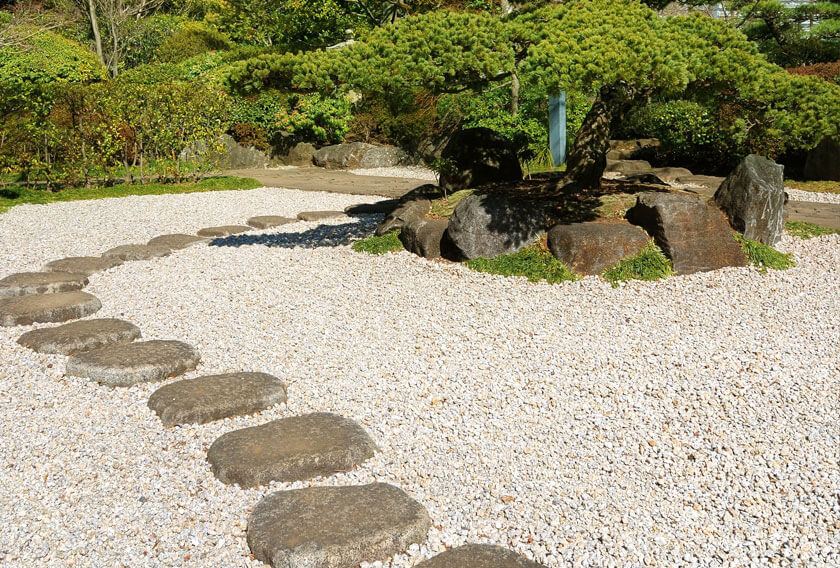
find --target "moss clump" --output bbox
[602,241,673,286]
[352,231,404,255]
[785,221,840,239]
[429,189,473,218]
[464,245,577,284]
[734,234,796,271]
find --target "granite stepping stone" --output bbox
[0,272,89,298]
[207,412,377,487]
[65,339,200,387]
[416,545,547,568]
[44,256,122,277]
[0,291,102,327]
[147,234,208,250]
[247,483,431,568]
[246,216,297,230]
[17,318,141,355]
[147,372,287,426]
[196,225,250,237]
[297,211,346,222]
[344,200,400,215]
[101,244,171,261]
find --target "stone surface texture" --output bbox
[196,226,251,237]
[376,199,431,236]
[626,192,748,274]
[101,244,171,261]
[0,272,89,298]
[715,154,786,245]
[43,256,123,277]
[246,216,297,230]
[416,545,547,568]
[399,219,450,260]
[147,234,208,250]
[313,142,410,170]
[297,211,345,222]
[0,291,101,326]
[148,372,287,426]
[65,339,200,387]
[439,128,522,191]
[17,318,141,355]
[605,160,652,176]
[207,412,377,487]
[282,142,317,167]
[345,200,401,216]
[247,483,431,568]
[547,222,650,275]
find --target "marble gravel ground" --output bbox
[0,187,839,567]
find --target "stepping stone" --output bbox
[416,545,547,568]
[147,234,208,250]
[44,256,123,277]
[147,372,287,426]
[0,272,89,298]
[196,225,250,237]
[65,340,200,387]
[0,291,102,327]
[297,211,345,222]
[17,318,141,355]
[344,200,400,215]
[101,244,171,261]
[207,412,377,487]
[246,216,297,230]
[247,483,431,568]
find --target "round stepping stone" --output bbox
[101,244,171,261]
[207,412,377,487]
[246,216,296,230]
[65,340,200,387]
[44,256,123,277]
[147,372,287,426]
[17,318,141,355]
[297,210,345,222]
[0,272,89,298]
[147,234,208,250]
[0,291,102,327]
[344,200,400,215]
[247,483,431,568]
[196,225,250,237]
[416,545,547,568]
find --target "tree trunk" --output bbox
[87,0,104,65]
[510,71,520,116]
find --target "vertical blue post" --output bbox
[549,92,567,167]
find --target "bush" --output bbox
[123,14,189,69]
[155,22,232,63]
[276,94,352,145]
[464,245,578,284]
[602,241,673,286]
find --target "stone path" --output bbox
[17,318,140,355]
[196,225,251,237]
[0,271,89,297]
[415,544,547,567]
[247,216,297,229]
[0,291,101,326]
[101,243,172,261]
[65,339,201,386]
[44,256,123,276]
[147,233,208,250]
[297,210,346,222]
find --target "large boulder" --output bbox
[547,221,649,276]
[398,219,451,259]
[447,193,548,260]
[605,159,652,177]
[375,199,431,236]
[626,192,747,275]
[438,128,522,191]
[804,137,840,181]
[281,142,317,167]
[313,142,410,170]
[714,154,786,245]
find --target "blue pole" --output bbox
[549,92,567,167]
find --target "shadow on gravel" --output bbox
[208,216,380,249]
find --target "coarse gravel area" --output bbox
[1,186,839,567]
[784,187,840,204]
[349,166,439,182]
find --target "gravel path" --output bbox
[1,187,839,567]
[349,166,438,182]
[785,187,840,204]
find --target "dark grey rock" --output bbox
[0,291,102,327]
[345,200,401,216]
[376,200,431,236]
[297,211,345,222]
[447,193,548,260]
[196,225,251,237]
[148,372,287,426]
[247,216,297,230]
[649,166,693,183]
[439,128,522,191]
[208,412,377,487]
[147,234,208,250]
[0,272,89,298]
[17,318,141,355]
[416,545,547,568]
[44,256,123,277]
[101,244,171,261]
[65,340,200,387]
[547,222,649,276]
[715,154,786,245]
[605,160,652,176]
[283,142,317,167]
[357,145,411,169]
[674,175,725,198]
[313,142,377,169]
[399,219,450,259]
[626,192,748,274]
[247,483,431,568]
[804,137,840,181]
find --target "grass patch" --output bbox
[785,220,840,239]
[784,179,840,194]
[464,245,577,284]
[734,233,796,271]
[602,241,674,286]
[0,176,262,214]
[596,192,637,220]
[429,189,473,218]
[352,231,404,255]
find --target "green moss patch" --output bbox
[734,234,796,271]
[429,189,473,218]
[464,245,577,284]
[352,231,404,255]
[785,221,840,239]
[602,241,674,286]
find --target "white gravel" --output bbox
[350,166,438,182]
[785,187,840,204]
[1,187,839,568]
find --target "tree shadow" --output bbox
[207,216,380,249]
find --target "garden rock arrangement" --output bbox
[101,243,172,261]
[65,339,202,386]
[197,225,252,237]
[547,222,649,276]
[0,290,102,326]
[17,318,141,355]
[0,271,89,297]
[44,255,123,276]
[715,154,786,245]
[147,233,208,250]
[313,142,411,170]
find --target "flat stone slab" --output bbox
[147,234,208,250]
[344,200,400,215]
[17,318,141,355]
[247,216,297,230]
[0,291,102,327]
[297,211,345,222]
[101,244,171,261]
[207,412,377,487]
[44,256,123,277]
[416,545,547,568]
[148,372,287,426]
[247,483,431,568]
[65,339,200,387]
[196,225,251,237]
[0,272,89,298]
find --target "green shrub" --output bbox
[123,14,189,69]
[276,94,352,144]
[734,234,796,271]
[465,246,578,284]
[785,221,840,239]
[352,231,404,254]
[155,22,232,63]
[602,241,673,286]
